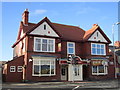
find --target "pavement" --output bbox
[1,79,120,90]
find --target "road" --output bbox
[1,80,120,90]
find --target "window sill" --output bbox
[32,74,56,77]
[92,73,108,76]
[91,54,106,55]
[34,50,55,53]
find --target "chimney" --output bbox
[93,24,98,27]
[22,9,29,26]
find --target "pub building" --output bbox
[2,9,118,82]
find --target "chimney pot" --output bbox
[93,24,98,26]
[22,9,29,25]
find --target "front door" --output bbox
[61,65,67,81]
[68,64,83,81]
[73,65,81,81]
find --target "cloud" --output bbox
[76,7,98,15]
[33,9,47,15]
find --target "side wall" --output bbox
[3,56,24,82]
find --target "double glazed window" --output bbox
[17,66,23,72]
[34,37,55,52]
[91,43,106,55]
[10,66,16,72]
[92,65,108,75]
[33,58,55,76]
[67,42,75,54]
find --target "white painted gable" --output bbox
[88,30,108,43]
[30,22,59,37]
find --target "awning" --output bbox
[91,57,108,60]
[59,58,88,65]
[31,55,57,58]
[91,60,108,66]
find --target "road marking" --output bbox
[72,85,80,90]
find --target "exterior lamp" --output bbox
[29,57,33,62]
[112,22,120,79]
[68,54,72,61]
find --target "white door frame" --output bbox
[61,65,67,81]
[68,64,83,81]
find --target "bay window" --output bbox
[33,58,55,76]
[92,65,108,75]
[91,43,106,55]
[34,37,55,52]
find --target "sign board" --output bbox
[59,60,68,65]
[92,60,108,66]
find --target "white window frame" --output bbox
[91,43,106,55]
[92,65,108,75]
[34,37,55,52]
[10,66,16,72]
[67,42,75,54]
[32,58,56,76]
[17,66,23,72]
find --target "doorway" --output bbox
[61,65,67,81]
[68,64,83,81]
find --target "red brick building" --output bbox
[2,9,119,82]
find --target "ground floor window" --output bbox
[92,65,108,75]
[17,66,23,72]
[10,66,16,72]
[33,58,55,76]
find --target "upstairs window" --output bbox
[67,42,75,54]
[58,43,61,52]
[34,37,55,52]
[44,24,46,30]
[91,43,106,55]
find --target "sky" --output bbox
[1,2,119,61]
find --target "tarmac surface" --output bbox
[1,79,120,90]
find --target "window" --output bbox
[34,37,55,52]
[17,66,23,72]
[97,32,99,37]
[73,65,79,76]
[33,58,55,76]
[61,68,66,76]
[44,24,46,30]
[67,42,75,54]
[92,65,108,75]
[10,66,16,72]
[58,43,61,52]
[91,43,106,55]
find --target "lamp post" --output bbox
[112,22,120,79]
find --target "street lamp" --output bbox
[112,22,120,79]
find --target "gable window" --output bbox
[10,66,16,72]
[33,58,55,76]
[17,66,23,72]
[92,65,108,75]
[44,24,46,30]
[91,43,106,55]
[34,37,55,52]
[97,32,99,37]
[67,42,75,54]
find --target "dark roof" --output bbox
[83,24,98,41]
[13,17,111,47]
[51,22,85,41]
